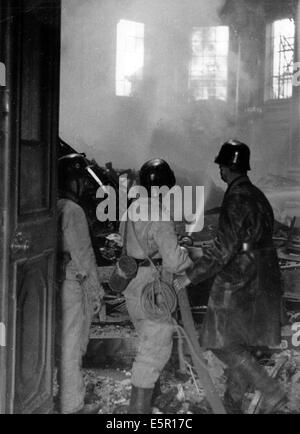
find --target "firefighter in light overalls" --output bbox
[57,154,104,414]
[121,159,193,414]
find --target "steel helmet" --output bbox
[58,153,89,177]
[215,140,251,172]
[58,153,91,192]
[139,158,176,193]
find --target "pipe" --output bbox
[86,166,109,195]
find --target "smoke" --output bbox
[60,0,230,209]
[124,0,226,26]
[60,0,297,212]
[60,0,224,170]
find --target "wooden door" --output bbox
[0,0,61,414]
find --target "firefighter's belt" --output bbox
[136,258,162,267]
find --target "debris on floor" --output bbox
[81,349,300,414]
[275,350,300,413]
[90,324,137,339]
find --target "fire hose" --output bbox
[140,276,226,414]
[176,288,226,414]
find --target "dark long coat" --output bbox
[187,176,283,349]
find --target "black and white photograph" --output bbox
[0,0,300,417]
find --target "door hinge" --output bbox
[0,62,5,87]
[0,323,6,347]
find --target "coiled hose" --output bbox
[140,276,177,322]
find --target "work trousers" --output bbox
[125,294,174,389]
[59,279,93,414]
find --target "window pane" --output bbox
[116,19,145,97]
[269,18,295,100]
[189,26,229,101]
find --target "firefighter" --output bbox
[57,154,104,414]
[122,159,193,414]
[174,140,286,414]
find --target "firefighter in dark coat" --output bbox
[174,140,286,414]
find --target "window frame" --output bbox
[188,25,230,102]
[115,19,145,98]
[264,17,295,101]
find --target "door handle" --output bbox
[10,232,30,254]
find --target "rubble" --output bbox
[80,349,300,414]
[90,324,137,339]
[83,369,132,414]
[275,350,300,414]
[81,349,225,414]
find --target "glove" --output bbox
[82,279,105,315]
[93,296,103,315]
[92,282,105,315]
[187,246,203,261]
[173,272,192,293]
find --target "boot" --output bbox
[73,403,102,414]
[223,390,243,415]
[128,386,154,414]
[224,369,249,414]
[151,378,162,407]
[237,356,286,414]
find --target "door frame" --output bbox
[0,0,61,414]
[0,0,19,414]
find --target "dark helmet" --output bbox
[58,153,90,192]
[214,139,251,172]
[139,158,176,192]
[58,153,89,178]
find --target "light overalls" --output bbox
[121,197,192,388]
[57,198,104,414]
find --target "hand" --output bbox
[178,235,193,247]
[93,297,103,315]
[173,273,191,293]
[187,246,203,261]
